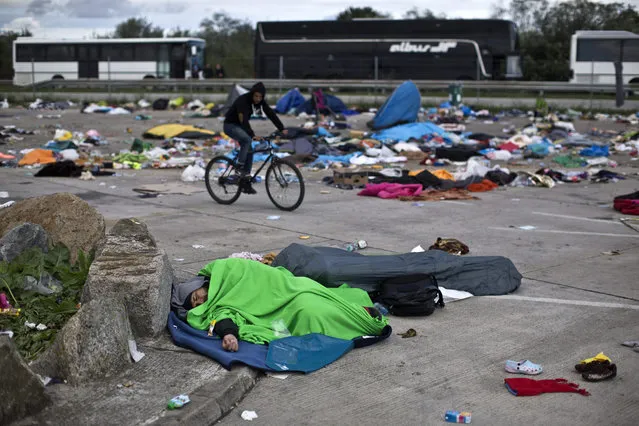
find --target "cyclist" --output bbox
[224,82,288,194]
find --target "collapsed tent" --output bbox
[298,93,348,115]
[143,124,216,139]
[371,122,449,142]
[220,84,249,115]
[272,243,522,296]
[368,81,421,130]
[275,88,306,114]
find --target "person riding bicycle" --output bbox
[224,82,288,194]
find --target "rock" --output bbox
[0,193,105,264]
[0,336,51,424]
[30,298,132,385]
[81,218,174,338]
[0,223,49,262]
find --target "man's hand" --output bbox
[222,334,239,352]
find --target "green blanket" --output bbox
[187,258,388,344]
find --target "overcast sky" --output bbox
[0,0,634,39]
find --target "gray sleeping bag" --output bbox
[272,244,522,296]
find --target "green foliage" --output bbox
[109,17,164,39]
[336,7,391,21]
[403,8,446,19]
[196,13,255,78]
[0,244,93,361]
[0,29,32,80]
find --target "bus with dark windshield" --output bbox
[254,19,522,80]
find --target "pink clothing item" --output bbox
[358,183,423,199]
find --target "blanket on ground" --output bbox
[187,258,389,344]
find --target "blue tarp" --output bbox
[580,145,610,157]
[275,88,306,114]
[299,94,348,114]
[371,122,449,142]
[266,334,354,373]
[370,81,421,130]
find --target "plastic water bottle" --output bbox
[345,240,367,252]
[374,302,389,316]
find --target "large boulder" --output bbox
[81,218,174,338]
[0,193,105,263]
[30,297,133,385]
[0,223,49,262]
[0,336,51,424]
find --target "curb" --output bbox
[151,366,260,425]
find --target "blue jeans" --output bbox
[224,122,253,174]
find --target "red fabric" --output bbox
[614,199,639,215]
[498,141,520,152]
[467,179,499,192]
[505,378,590,397]
[357,183,423,199]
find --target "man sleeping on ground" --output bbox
[174,258,389,352]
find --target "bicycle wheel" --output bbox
[265,158,305,211]
[205,156,242,205]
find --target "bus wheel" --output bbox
[52,75,64,80]
[143,75,156,79]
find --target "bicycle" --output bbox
[204,137,305,211]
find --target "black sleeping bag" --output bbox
[272,244,522,296]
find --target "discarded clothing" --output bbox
[552,155,587,168]
[18,149,56,166]
[187,259,390,344]
[614,191,639,215]
[504,378,590,397]
[34,160,83,178]
[357,183,423,199]
[399,188,479,202]
[428,238,470,255]
[467,179,499,192]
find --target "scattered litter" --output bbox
[79,171,95,181]
[167,394,190,410]
[24,321,36,329]
[412,202,425,207]
[109,185,117,189]
[411,245,425,253]
[174,258,185,262]
[181,164,206,182]
[445,410,471,423]
[601,250,621,256]
[0,330,14,338]
[518,226,537,231]
[0,191,8,198]
[0,201,12,211]
[192,245,205,249]
[398,328,417,338]
[266,372,290,380]
[267,215,280,220]
[128,339,146,362]
[36,323,48,331]
[133,183,205,195]
[320,190,331,194]
[241,410,258,421]
[299,235,310,240]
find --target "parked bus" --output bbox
[570,31,639,85]
[12,37,205,85]
[254,19,523,80]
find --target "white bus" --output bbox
[12,37,205,86]
[570,30,639,85]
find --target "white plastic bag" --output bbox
[181,165,205,182]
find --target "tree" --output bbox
[167,27,192,38]
[0,29,32,80]
[336,7,390,21]
[197,13,255,78]
[403,7,446,19]
[492,0,639,81]
[110,18,164,38]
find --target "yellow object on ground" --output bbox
[433,170,455,180]
[579,352,611,364]
[205,103,215,110]
[143,124,216,139]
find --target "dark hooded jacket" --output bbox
[224,82,284,137]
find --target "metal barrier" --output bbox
[8,78,636,94]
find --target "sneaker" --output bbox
[240,177,257,194]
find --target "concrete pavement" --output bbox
[2,110,638,425]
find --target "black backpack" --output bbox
[377,274,445,317]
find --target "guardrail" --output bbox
[10,78,636,94]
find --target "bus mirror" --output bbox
[191,46,197,56]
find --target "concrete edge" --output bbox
[150,366,261,425]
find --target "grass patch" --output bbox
[0,244,93,361]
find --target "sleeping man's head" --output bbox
[183,286,208,310]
